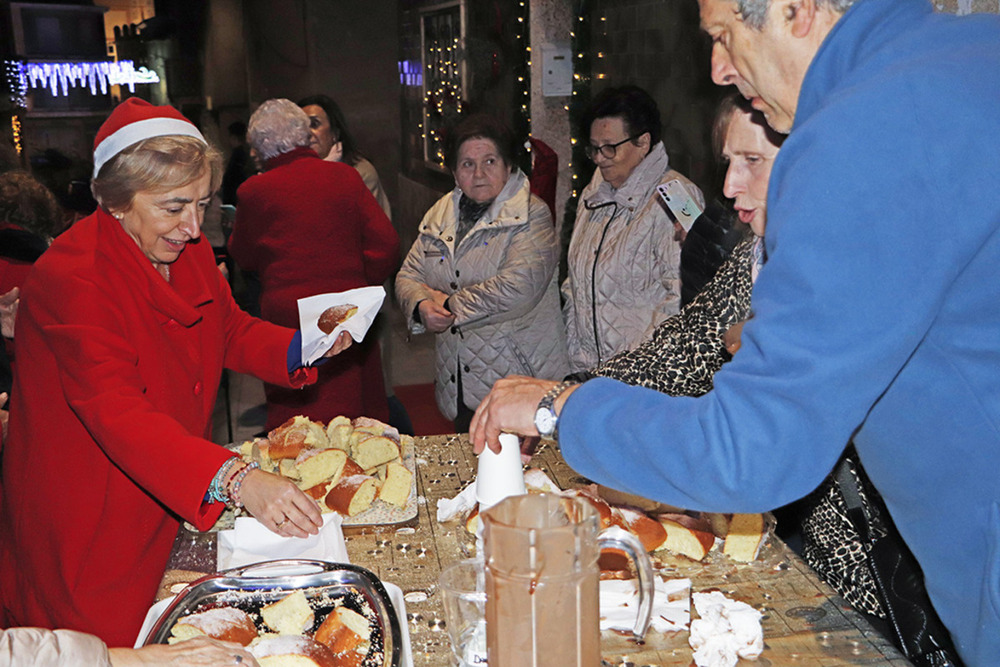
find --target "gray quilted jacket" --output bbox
[395,170,569,419]
[562,142,704,372]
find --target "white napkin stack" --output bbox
[299,286,385,365]
[600,576,691,633]
[217,514,349,570]
[689,590,764,667]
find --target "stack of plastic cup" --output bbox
[476,433,527,511]
[474,433,527,553]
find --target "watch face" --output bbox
[534,407,557,436]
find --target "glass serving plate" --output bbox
[142,559,402,667]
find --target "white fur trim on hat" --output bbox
[92,118,206,178]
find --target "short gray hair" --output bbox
[247,98,313,162]
[735,0,856,31]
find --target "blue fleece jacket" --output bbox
[559,1,1000,663]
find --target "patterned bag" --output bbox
[834,455,964,666]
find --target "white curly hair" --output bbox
[247,98,313,162]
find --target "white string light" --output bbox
[17,60,160,97]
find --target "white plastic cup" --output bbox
[476,433,526,511]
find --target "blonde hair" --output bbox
[91,135,222,213]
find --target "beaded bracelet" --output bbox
[207,457,242,504]
[228,461,260,509]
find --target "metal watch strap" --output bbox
[537,380,577,438]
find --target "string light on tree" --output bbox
[564,0,596,228]
[513,0,531,172]
[11,115,22,155]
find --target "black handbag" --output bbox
[834,459,964,666]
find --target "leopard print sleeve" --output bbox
[591,233,757,398]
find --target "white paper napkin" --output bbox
[436,468,563,524]
[600,576,691,633]
[217,514,349,570]
[436,483,477,523]
[689,590,764,667]
[299,286,385,365]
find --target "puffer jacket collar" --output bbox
[423,168,529,238]
[583,142,670,214]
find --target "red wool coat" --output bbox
[229,147,400,429]
[0,208,315,647]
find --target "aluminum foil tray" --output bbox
[143,559,402,666]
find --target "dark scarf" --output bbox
[455,195,492,248]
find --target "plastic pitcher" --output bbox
[481,493,654,667]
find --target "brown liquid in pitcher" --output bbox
[485,561,600,666]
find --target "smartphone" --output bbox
[657,179,703,232]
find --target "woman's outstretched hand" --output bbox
[109,636,260,666]
[239,469,323,538]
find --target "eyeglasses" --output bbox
[585,135,639,160]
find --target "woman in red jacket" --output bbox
[229,99,400,430]
[0,98,351,648]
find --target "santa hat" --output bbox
[92,98,206,178]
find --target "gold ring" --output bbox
[276,517,287,527]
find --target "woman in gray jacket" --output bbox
[396,114,568,431]
[563,86,705,372]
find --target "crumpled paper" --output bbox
[689,590,764,667]
[299,286,385,365]
[523,468,561,493]
[436,483,477,523]
[436,468,563,524]
[600,576,691,633]
[217,514,349,570]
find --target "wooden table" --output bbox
[162,434,910,666]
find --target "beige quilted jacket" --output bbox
[396,170,569,419]
[0,628,111,666]
[562,142,704,372]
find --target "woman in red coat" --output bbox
[0,99,351,650]
[229,99,400,430]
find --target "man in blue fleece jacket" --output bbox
[470,0,1000,663]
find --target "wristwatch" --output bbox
[534,381,577,438]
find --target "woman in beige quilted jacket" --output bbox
[0,627,257,666]
[395,114,568,431]
[563,85,705,372]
